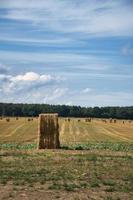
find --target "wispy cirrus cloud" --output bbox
[69,91,133,107]
[0,50,111,73]
[0,35,80,47]
[0,0,133,37]
[0,50,95,63]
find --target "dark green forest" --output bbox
[0,103,133,119]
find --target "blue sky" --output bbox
[0,0,133,106]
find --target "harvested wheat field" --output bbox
[0,117,133,200]
[0,117,133,144]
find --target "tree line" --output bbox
[0,103,133,119]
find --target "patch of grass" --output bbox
[48,182,84,191]
[0,143,132,196]
[0,179,8,185]
[121,174,133,192]
[63,183,80,191]
[102,179,116,186]
[48,182,62,190]
[104,197,113,200]
[79,182,88,188]
[86,154,97,161]
[90,180,100,188]
[75,154,97,162]
[105,186,116,192]
[122,185,133,192]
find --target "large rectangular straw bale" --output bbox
[38,113,60,149]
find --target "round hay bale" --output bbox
[109,118,113,123]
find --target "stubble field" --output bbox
[0,117,133,144]
[0,117,133,200]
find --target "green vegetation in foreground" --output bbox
[61,142,133,151]
[0,142,133,151]
[0,147,133,194]
[0,143,37,150]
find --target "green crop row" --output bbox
[0,142,133,151]
[61,142,133,151]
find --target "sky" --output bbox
[0,0,133,107]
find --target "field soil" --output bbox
[0,183,132,200]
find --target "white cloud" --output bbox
[11,72,55,82]
[0,72,61,93]
[0,72,132,106]
[0,71,68,104]
[82,88,92,93]
[13,72,39,81]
